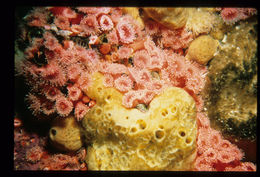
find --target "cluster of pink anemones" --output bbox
[40,61,68,87]
[24,38,44,59]
[144,19,161,36]
[61,7,77,19]
[17,7,258,171]
[132,49,150,69]
[77,7,111,16]
[43,86,62,101]
[194,118,255,171]
[163,51,207,95]
[54,15,71,30]
[55,96,73,117]
[74,101,90,121]
[103,73,114,88]
[100,61,129,75]
[160,27,193,50]
[19,8,108,120]
[116,18,136,44]
[122,89,155,108]
[97,34,207,109]
[99,61,166,108]
[128,67,152,89]
[220,8,257,25]
[107,29,119,45]
[99,15,114,31]
[114,74,133,93]
[25,145,44,163]
[43,32,63,52]
[41,100,56,116]
[66,64,83,82]
[80,14,100,36]
[25,93,43,116]
[25,7,49,27]
[110,7,123,23]
[117,46,133,59]
[67,85,83,102]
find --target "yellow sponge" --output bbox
[186,35,219,65]
[82,72,197,170]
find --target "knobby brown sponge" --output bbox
[49,116,83,152]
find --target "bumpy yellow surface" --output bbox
[143,8,188,30]
[49,116,83,152]
[186,35,219,65]
[82,72,197,170]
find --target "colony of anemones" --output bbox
[218,8,257,25]
[15,7,256,171]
